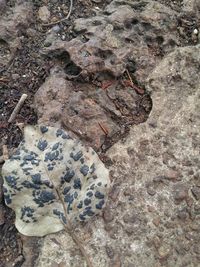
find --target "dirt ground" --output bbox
[0,0,199,267]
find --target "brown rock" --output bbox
[34,70,149,150]
[42,0,179,82]
[164,169,180,181]
[38,6,50,22]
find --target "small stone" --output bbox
[177,210,188,221]
[147,187,156,196]
[152,217,160,226]
[158,244,171,259]
[191,186,200,200]
[193,29,198,35]
[38,6,50,22]
[52,25,60,33]
[147,205,156,212]
[165,169,180,181]
[103,208,114,223]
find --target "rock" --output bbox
[105,44,200,267]
[33,4,200,267]
[191,186,200,200]
[0,2,33,69]
[42,0,179,81]
[34,69,150,150]
[146,185,156,196]
[38,6,50,22]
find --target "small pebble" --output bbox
[38,6,50,22]
[52,25,60,33]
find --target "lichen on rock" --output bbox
[2,125,110,237]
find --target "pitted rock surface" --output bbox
[2,125,110,236]
[42,0,180,82]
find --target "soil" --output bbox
[0,0,199,267]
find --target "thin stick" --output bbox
[42,0,73,27]
[125,69,145,95]
[56,189,94,267]
[98,122,108,136]
[8,94,27,123]
[126,69,134,87]
[2,145,9,160]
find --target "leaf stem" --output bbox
[56,189,94,267]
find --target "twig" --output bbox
[56,189,94,267]
[42,0,73,27]
[8,94,28,123]
[125,69,145,94]
[2,145,9,160]
[16,122,25,132]
[125,69,134,87]
[98,122,109,136]
[0,77,9,83]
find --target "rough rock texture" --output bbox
[34,68,152,150]
[42,0,180,82]
[35,44,200,266]
[2,125,110,236]
[0,1,33,70]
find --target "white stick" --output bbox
[8,94,28,123]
